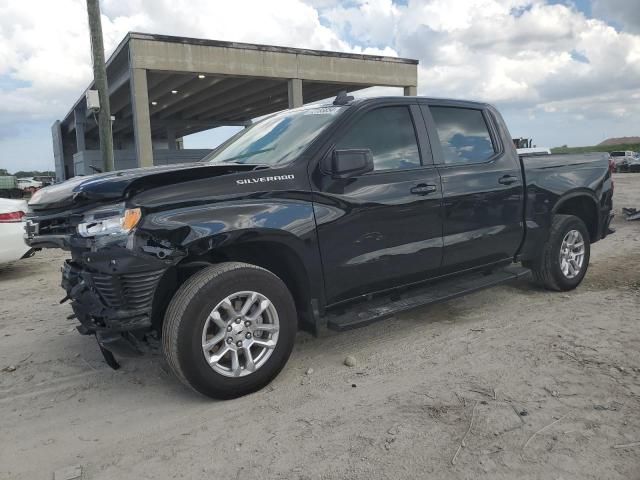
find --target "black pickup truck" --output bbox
[26,95,614,399]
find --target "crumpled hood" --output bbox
[28,162,258,211]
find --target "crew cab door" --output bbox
[420,103,524,273]
[311,102,443,305]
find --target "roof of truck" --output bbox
[350,96,491,108]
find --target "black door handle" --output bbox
[498,175,519,185]
[410,184,437,195]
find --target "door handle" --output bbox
[498,175,519,185]
[410,184,437,195]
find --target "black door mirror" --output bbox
[329,149,374,178]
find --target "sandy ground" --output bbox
[1,174,639,480]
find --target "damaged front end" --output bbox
[26,201,183,368]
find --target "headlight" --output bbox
[77,203,142,238]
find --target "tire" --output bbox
[162,262,297,399]
[529,214,590,291]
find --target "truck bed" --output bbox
[520,152,609,170]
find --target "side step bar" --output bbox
[325,265,531,331]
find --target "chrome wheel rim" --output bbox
[201,291,279,378]
[559,229,585,279]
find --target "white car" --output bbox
[0,198,34,264]
[17,178,43,192]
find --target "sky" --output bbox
[0,0,639,172]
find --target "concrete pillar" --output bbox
[74,109,86,152]
[130,68,154,167]
[51,121,65,181]
[166,127,176,150]
[288,78,303,108]
[404,86,417,96]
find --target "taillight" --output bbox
[0,211,25,223]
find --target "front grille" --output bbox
[35,214,82,235]
[92,270,165,311]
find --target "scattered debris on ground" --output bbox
[622,207,640,221]
[53,464,82,480]
[344,355,357,367]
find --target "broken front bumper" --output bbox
[61,247,170,337]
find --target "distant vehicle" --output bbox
[26,96,614,399]
[513,138,551,156]
[0,176,23,199]
[0,198,35,264]
[610,151,640,173]
[32,176,56,187]
[17,178,43,193]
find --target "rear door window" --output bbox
[430,107,496,165]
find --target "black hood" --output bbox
[29,162,258,211]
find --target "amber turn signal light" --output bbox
[122,208,142,231]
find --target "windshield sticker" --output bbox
[303,107,341,116]
[236,174,295,185]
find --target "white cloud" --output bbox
[324,0,640,121]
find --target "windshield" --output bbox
[204,105,345,166]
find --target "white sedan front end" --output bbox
[0,198,33,264]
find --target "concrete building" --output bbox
[52,32,419,180]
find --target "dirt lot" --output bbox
[1,174,639,480]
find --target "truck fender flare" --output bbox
[179,228,325,321]
[551,189,599,215]
[551,189,600,239]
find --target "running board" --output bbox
[325,265,531,331]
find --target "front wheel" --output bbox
[162,262,297,399]
[529,214,590,291]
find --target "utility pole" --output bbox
[86,0,114,172]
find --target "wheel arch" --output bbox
[152,230,319,332]
[552,190,599,242]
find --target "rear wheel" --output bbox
[529,214,590,291]
[162,262,297,399]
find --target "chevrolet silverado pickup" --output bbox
[26,95,614,399]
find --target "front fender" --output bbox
[138,198,324,301]
[142,199,315,246]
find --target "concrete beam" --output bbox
[288,79,303,108]
[199,83,287,121]
[129,68,153,167]
[190,81,284,119]
[156,77,254,120]
[148,74,195,102]
[150,76,225,118]
[129,38,417,88]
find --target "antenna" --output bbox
[333,91,354,106]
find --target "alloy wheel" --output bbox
[201,291,279,377]
[559,229,585,279]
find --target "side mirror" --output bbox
[328,149,374,179]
